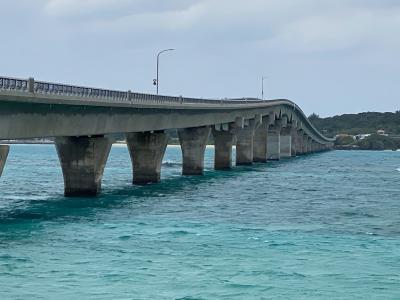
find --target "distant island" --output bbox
[309,111,400,150]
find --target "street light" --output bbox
[261,76,267,100]
[155,48,175,95]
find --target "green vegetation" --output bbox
[357,134,400,150]
[309,111,400,137]
[334,134,400,150]
[308,111,400,150]
[335,135,355,146]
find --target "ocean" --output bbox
[0,145,399,299]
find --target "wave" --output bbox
[397,168,400,172]
[162,160,182,167]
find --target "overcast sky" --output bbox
[1,0,399,116]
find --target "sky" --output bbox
[1,0,399,117]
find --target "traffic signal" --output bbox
[153,79,157,86]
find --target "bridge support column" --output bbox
[302,135,309,154]
[314,143,320,152]
[306,137,313,153]
[291,128,298,157]
[126,131,168,185]
[55,136,112,197]
[302,135,308,154]
[178,126,211,175]
[267,122,282,160]
[296,131,305,155]
[213,126,235,170]
[253,121,269,163]
[236,117,261,165]
[280,126,292,158]
[0,145,10,177]
[312,141,317,153]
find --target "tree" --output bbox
[335,135,355,146]
[357,134,398,150]
[309,111,400,136]
[308,113,320,121]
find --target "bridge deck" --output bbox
[0,76,333,143]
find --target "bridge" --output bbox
[0,76,334,197]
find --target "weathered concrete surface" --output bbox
[302,134,310,155]
[267,123,281,160]
[0,145,10,177]
[311,142,316,153]
[213,127,235,170]
[305,136,312,153]
[178,126,211,175]
[55,136,112,197]
[253,122,269,163]
[296,131,305,155]
[280,126,292,159]
[126,131,168,185]
[236,117,261,165]
[291,129,297,157]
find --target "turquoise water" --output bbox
[0,145,400,299]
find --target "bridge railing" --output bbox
[0,76,266,105]
[0,77,29,92]
[33,79,129,101]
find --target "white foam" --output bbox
[112,143,127,147]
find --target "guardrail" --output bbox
[0,76,265,105]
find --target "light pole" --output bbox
[261,76,267,100]
[155,48,175,95]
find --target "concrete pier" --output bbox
[267,122,282,160]
[253,120,270,163]
[313,142,319,153]
[291,129,297,157]
[55,136,112,197]
[280,126,292,159]
[302,133,310,154]
[296,131,305,155]
[306,137,312,153]
[301,135,308,154]
[236,118,260,165]
[126,131,168,185]
[213,126,235,170]
[0,145,10,177]
[178,126,211,175]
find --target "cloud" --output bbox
[1,0,400,115]
[41,0,400,54]
[265,2,400,53]
[44,0,202,19]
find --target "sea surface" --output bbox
[0,145,399,299]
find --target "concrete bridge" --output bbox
[0,76,334,196]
